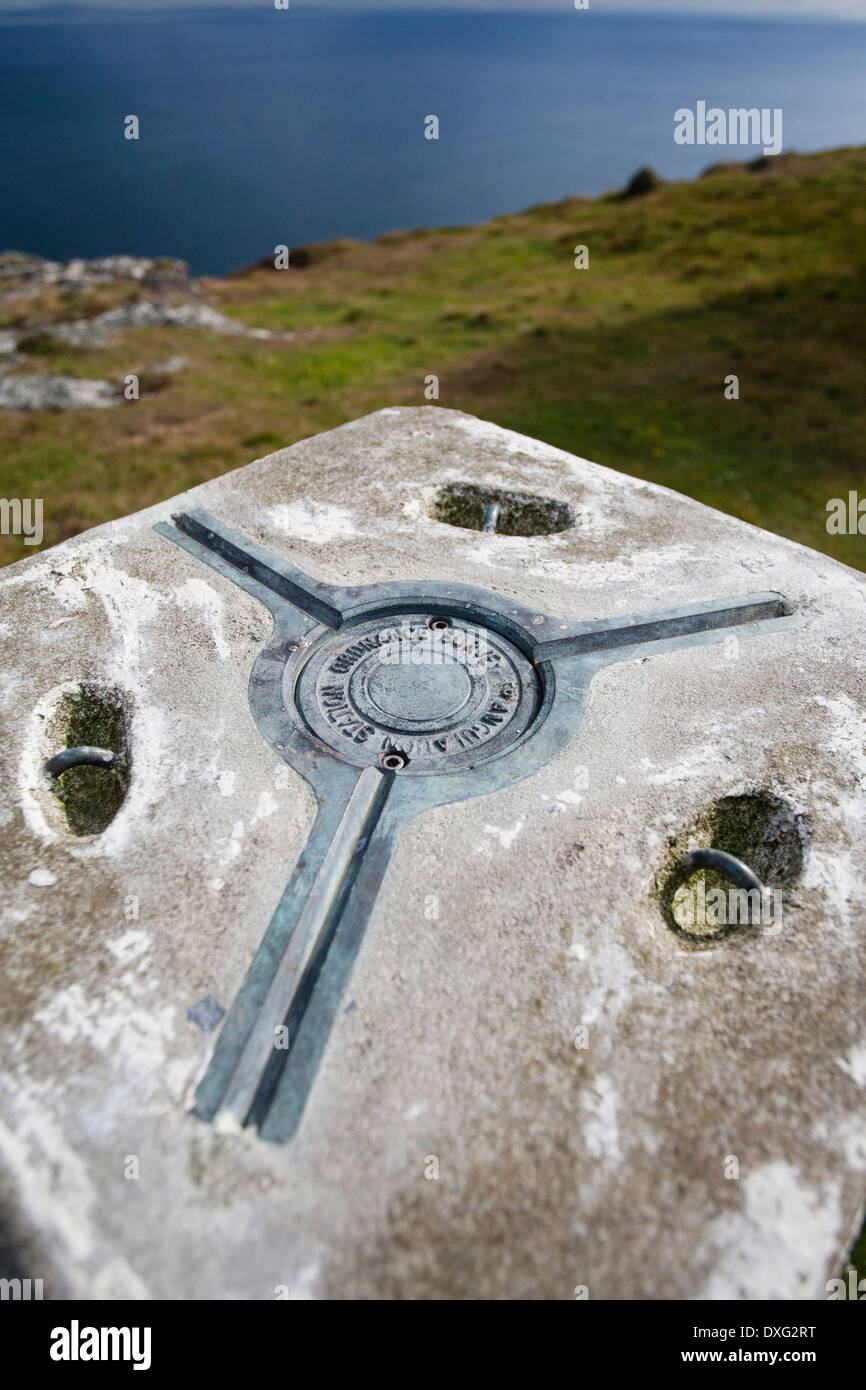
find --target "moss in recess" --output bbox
[432,481,575,536]
[658,791,810,946]
[54,683,130,837]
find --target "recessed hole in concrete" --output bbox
[432,482,575,537]
[50,683,131,836]
[658,792,810,945]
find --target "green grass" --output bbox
[1,146,865,572]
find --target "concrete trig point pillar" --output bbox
[1,407,864,1300]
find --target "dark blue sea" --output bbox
[0,7,864,275]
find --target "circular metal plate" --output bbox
[291,612,541,774]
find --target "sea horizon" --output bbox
[1,8,864,275]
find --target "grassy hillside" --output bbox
[1,146,865,569]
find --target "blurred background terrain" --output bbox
[1,145,864,569]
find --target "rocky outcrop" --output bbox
[0,329,21,375]
[0,250,286,407]
[47,299,281,349]
[0,374,119,410]
[0,251,189,290]
[622,166,665,197]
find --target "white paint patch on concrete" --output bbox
[581,1077,622,1164]
[837,1117,866,1172]
[106,930,151,966]
[2,906,33,929]
[250,789,279,825]
[217,770,236,797]
[76,542,163,682]
[572,939,637,1028]
[802,848,861,942]
[199,744,237,799]
[555,789,584,807]
[699,1162,841,1300]
[218,820,245,867]
[28,868,57,887]
[174,577,231,661]
[838,1044,866,1088]
[165,1057,197,1105]
[0,670,20,712]
[461,539,520,569]
[640,738,730,787]
[812,694,866,782]
[814,1108,866,1172]
[267,500,356,543]
[483,818,525,851]
[35,984,175,1087]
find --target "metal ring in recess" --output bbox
[679,847,763,892]
[379,751,407,772]
[44,746,120,779]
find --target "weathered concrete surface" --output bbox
[0,406,864,1300]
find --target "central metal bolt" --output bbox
[379,751,408,771]
[426,616,450,631]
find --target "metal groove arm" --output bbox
[156,508,344,626]
[534,592,796,664]
[203,765,393,1135]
